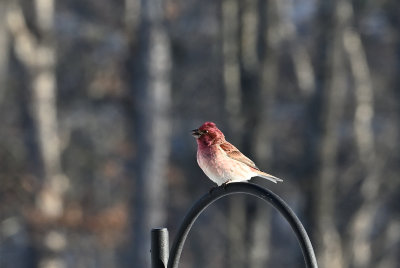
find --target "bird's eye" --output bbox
[204,130,208,133]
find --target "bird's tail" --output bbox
[256,170,283,183]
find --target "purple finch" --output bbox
[192,122,283,186]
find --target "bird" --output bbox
[192,121,283,187]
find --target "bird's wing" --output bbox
[219,141,260,170]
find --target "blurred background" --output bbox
[0,0,399,267]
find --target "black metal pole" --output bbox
[167,182,318,268]
[151,228,169,268]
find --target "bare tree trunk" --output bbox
[125,0,141,44]
[274,0,315,96]
[227,197,246,268]
[222,0,242,133]
[221,0,246,266]
[314,1,349,267]
[254,0,283,161]
[240,1,265,267]
[127,0,172,267]
[374,219,400,268]
[375,4,400,265]
[342,2,380,267]
[0,1,9,103]
[247,1,280,267]
[7,1,68,267]
[32,0,67,220]
[240,0,258,77]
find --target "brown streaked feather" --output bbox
[220,141,260,170]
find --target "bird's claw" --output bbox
[221,180,232,190]
[209,181,231,194]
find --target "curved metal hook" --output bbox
[167,182,318,268]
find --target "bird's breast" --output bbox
[197,146,222,180]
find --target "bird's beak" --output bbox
[192,129,201,138]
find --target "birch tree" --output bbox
[7,0,68,267]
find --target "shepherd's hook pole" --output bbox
[152,182,318,268]
[151,228,169,268]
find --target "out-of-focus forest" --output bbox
[0,0,399,267]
